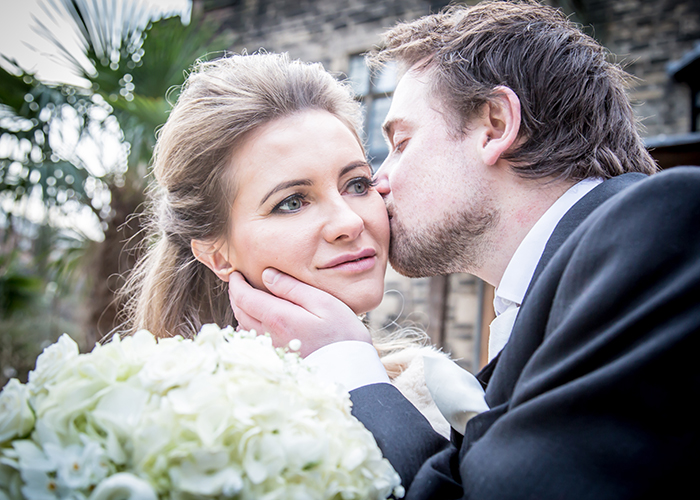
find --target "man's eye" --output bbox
[273,195,305,213]
[391,139,408,153]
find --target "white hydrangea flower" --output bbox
[137,337,217,394]
[106,330,159,374]
[44,440,109,490]
[88,473,157,500]
[0,380,35,443]
[27,334,79,391]
[13,440,53,474]
[1,325,403,499]
[0,458,23,500]
[169,453,244,496]
[18,468,59,500]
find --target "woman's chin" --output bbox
[346,293,384,316]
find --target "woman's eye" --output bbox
[273,195,305,213]
[346,177,374,195]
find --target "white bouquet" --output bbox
[0,325,403,499]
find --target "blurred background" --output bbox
[1,0,699,386]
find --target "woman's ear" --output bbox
[191,239,235,282]
[480,86,522,166]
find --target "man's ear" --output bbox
[191,238,235,282]
[480,86,521,166]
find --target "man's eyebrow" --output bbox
[259,179,313,207]
[382,119,395,142]
[382,118,407,144]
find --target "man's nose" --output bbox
[373,162,391,198]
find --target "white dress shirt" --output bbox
[490,177,602,359]
[306,178,603,389]
[304,341,389,391]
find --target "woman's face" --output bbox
[225,109,390,314]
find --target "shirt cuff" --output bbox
[304,341,390,392]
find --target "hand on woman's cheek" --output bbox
[228,270,372,357]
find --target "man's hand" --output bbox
[228,269,372,357]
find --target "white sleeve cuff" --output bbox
[303,341,390,392]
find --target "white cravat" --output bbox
[423,354,489,434]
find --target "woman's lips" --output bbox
[320,248,377,272]
[327,255,377,273]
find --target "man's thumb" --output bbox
[262,268,281,288]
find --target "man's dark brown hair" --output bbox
[368,0,658,180]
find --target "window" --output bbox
[346,54,397,169]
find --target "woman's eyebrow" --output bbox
[259,160,370,207]
[340,160,372,177]
[259,179,312,207]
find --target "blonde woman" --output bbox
[119,52,451,438]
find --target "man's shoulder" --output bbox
[486,166,700,406]
[500,166,700,391]
[597,166,700,208]
[546,167,699,266]
[583,166,700,231]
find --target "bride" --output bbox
[119,52,451,437]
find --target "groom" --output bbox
[229,1,700,498]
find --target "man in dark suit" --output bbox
[229,1,700,497]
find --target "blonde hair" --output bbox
[118,53,364,339]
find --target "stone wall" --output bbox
[207,0,700,137]
[564,0,700,137]
[206,0,450,72]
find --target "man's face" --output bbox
[375,68,499,278]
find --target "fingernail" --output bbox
[262,268,280,286]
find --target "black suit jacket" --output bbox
[350,167,700,499]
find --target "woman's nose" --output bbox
[323,199,365,243]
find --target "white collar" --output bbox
[494,178,603,315]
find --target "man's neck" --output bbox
[475,176,576,288]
